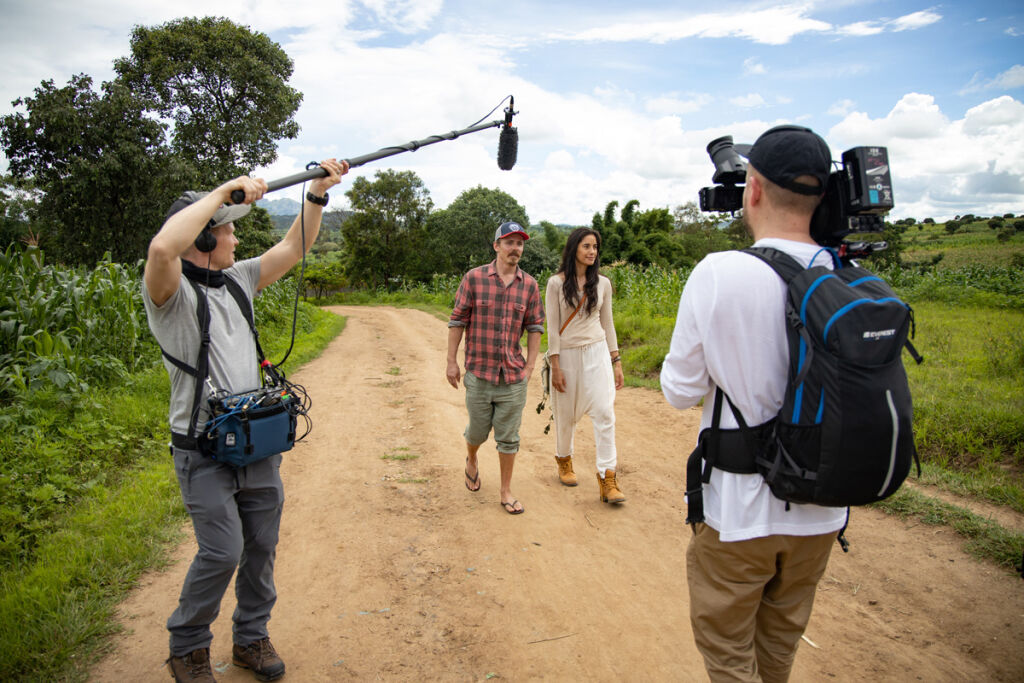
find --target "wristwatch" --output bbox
[306,191,329,206]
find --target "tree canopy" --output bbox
[342,170,433,288]
[0,75,192,264]
[114,16,302,184]
[1,18,304,265]
[423,186,530,276]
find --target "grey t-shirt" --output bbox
[142,258,262,434]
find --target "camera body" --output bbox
[698,136,894,249]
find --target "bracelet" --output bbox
[611,355,622,364]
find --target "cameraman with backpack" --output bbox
[143,159,347,682]
[661,126,847,682]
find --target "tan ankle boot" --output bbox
[597,469,625,503]
[555,455,578,486]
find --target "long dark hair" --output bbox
[558,227,601,317]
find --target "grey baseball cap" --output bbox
[164,190,251,227]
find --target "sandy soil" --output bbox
[93,305,1024,682]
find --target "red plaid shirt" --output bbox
[449,261,545,384]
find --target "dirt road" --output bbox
[94,305,1024,681]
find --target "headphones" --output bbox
[194,220,218,253]
[165,192,226,254]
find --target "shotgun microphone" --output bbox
[497,96,518,171]
[227,96,521,203]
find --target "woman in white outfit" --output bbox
[545,228,625,503]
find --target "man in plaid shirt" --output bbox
[446,221,545,515]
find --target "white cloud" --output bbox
[837,21,884,37]
[829,93,1024,220]
[357,0,444,33]
[959,64,1024,94]
[743,57,766,75]
[836,9,941,37]
[644,93,714,116]
[729,94,766,108]
[1008,27,1022,37]
[994,65,1024,89]
[546,6,831,46]
[889,10,942,32]
[828,99,856,116]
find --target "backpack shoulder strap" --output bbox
[742,246,806,283]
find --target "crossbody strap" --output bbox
[559,293,587,335]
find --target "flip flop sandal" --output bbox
[464,459,481,492]
[501,500,524,515]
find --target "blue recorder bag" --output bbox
[161,270,300,467]
[201,386,299,467]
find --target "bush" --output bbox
[1014,220,1024,233]
[989,218,1004,229]
[997,227,1014,243]
[945,220,960,234]
[923,217,935,224]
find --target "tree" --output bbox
[0,74,192,264]
[520,233,559,275]
[234,206,278,260]
[114,17,302,184]
[342,170,432,288]
[540,220,566,256]
[0,175,37,249]
[423,186,529,276]
[673,202,737,264]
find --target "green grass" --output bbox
[902,220,1024,268]
[903,301,1024,471]
[382,447,419,461]
[0,454,183,682]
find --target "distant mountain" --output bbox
[257,197,302,215]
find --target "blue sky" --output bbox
[1,0,1022,224]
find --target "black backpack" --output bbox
[684,246,923,549]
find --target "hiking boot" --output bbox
[232,637,286,681]
[597,469,626,504]
[555,455,578,486]
[166,647,216,682]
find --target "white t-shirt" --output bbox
[660,238,848,542]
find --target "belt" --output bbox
[171,432,199,451]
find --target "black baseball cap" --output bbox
[746,125,832,196]
[494,221,530,241]
[164,191,251,227]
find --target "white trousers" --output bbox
[550,339,618,473]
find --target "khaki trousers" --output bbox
[686,523,835,683]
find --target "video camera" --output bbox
[698,136,894,256]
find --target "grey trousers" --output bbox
[168,448,285,656]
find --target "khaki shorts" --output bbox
[463,371,528,454]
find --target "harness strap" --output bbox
[685,386,774,525]
[156,272,258,446]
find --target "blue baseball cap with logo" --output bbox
[494,221,530,241]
